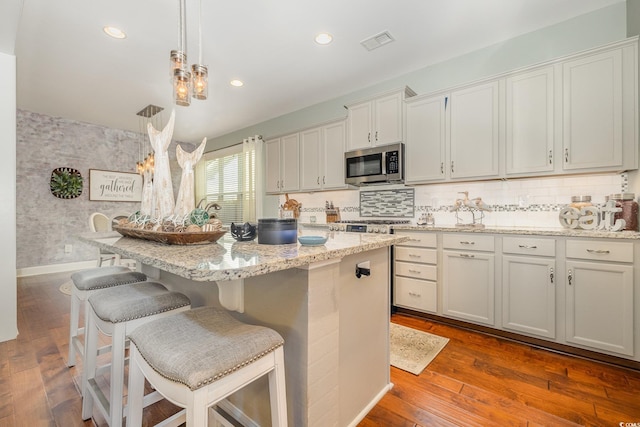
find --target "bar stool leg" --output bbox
[109,323,127,427]
[187,391,209,427]
[125,346,145,427]
[81,311,98,420]
[269,347,288,427]
[67,289,82,367]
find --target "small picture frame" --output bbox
[89,169,143,202]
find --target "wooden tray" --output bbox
[113,225,226,245]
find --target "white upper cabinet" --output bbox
[265,134,300,194]
[299,120,347,191]
[404,95,447,183]
[347,87,415,151]
[562,48,624,170]
[449,80,500,180]
[505,66,555,175]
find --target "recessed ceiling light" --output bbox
[315,33,333,45]
[103,26,126,39]
[230,79,244,87]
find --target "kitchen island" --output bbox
[77,230,408,427]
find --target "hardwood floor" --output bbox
[361,315,640,427]
[2,272,640,426]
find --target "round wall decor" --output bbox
[50,167,83,199]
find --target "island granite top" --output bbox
[76,231,408,282]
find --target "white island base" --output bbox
[143,246,391,427]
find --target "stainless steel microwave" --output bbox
[345,143,404,186]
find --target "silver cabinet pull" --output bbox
[375,131,378,141]
[408,291,422,297]
[460,253,475,258]
[460,241,475,245]
[408,254,421,258]
[549,150,553,165]
[518,244,537,249]
[451,161,454,173]
[565,148,569,163]
[408,269,421,274]
[586,249,610,254]
[323,176,325,184]
[440,162,444,174]
[549,267,554,284]
[568,269,572,286]
[368,132,371,142]
[409,238,421,242]
[317,177,320,185]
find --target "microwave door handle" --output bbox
[381,152,387,175]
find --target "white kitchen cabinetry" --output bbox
[449,80,500,180]
[404,95,447,183]
[505,66,555,175]
[565,240,634,356]
[562,44,637,172]
[501,236,556,339]
[442,234,495,325]
[299,121,347,191]
[393,231,438,314]
[265,134,299,194]
[346,87,415,151]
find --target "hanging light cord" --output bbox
[179,0,187,57]
[198,0,202,65]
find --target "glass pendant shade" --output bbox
[191,64,208,100]
[173,68,192,106]
[170,50,187,77]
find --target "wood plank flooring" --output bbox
[1,271,640,426]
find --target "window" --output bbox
[196,144,255,225]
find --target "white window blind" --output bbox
[197,144,255,225]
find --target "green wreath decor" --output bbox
[50,167,83,199]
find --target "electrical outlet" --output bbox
[64,244,72,254]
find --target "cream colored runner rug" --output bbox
[390,323,449,375]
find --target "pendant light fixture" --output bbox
[170,0,207,106]
[136,105,164,174]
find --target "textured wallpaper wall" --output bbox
[16,110,190,269]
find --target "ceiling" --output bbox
[10,0,623,142]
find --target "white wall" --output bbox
[0,51,18,342]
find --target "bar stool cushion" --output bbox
[129,307,284,391]
[89,281,191,323]
[71,266,145,290]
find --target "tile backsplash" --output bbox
[282,173,625,228]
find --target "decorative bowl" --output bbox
[230,222,257,241]
[113,225,226,245]
[298,235,328,246]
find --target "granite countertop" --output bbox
[76,231,408,282]
[392,225,640,240]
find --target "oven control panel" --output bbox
[328,223,390,234]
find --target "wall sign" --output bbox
[89,169,142,202]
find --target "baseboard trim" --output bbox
[347,383,393,427]
[17,261,96,278]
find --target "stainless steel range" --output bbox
[327,219,410,234]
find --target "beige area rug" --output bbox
[59,280,73,296]
[390,323,449,375]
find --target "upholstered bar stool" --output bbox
[68,266,147,367]
[82,281,191,427]
[126,306,288,427]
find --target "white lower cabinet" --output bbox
[393,232,438,314]
[442,234,495,326]
[502,255,556,339]
[565,259,634,356]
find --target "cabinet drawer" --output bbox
[395,247,437,264]
[394,276,437,313]
[503,236,555,257]
[443,233,494,252]
[566,240,633,263]
[393,231,437,248]
[395,261,437,281]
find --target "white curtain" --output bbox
[242,135,263,222]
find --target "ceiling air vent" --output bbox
[360,31,395,51]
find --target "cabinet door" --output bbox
[449,81,500,179]
[562,49,623,170]
[405,95,447,183]
[280,133,299,192]
[502,255,555,339]
[565,260,633,356]
[505,66,555,175]
[322,121,347,190]
[442,250,495,325]
[374,91,403,146]
[265,138,281,193]
[299,127,322,191]
[347,101,373,150]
